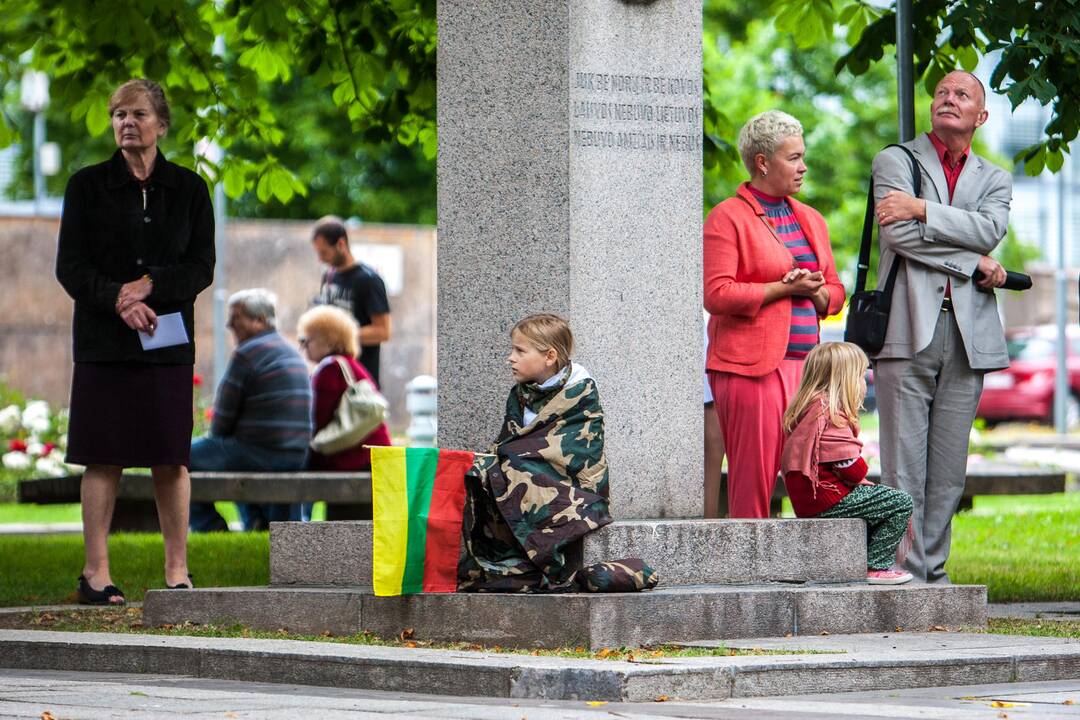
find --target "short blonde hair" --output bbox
[512,313,573,370]
[298,305,359,358]
[109,79,170,129]
[737,110,803,176]
[782,342,868,433]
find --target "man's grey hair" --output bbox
[737,110,804,176]
[228,288,278,328]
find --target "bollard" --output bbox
[405,374,437,447]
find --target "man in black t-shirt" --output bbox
[311,217,392,387]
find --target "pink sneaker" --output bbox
[867,569,913,585]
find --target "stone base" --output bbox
[143,582,987,650]
[269,518,868,587]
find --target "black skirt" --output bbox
[66,362,194,467]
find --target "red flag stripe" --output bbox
[421,449,473,592]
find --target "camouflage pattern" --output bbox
[458,369,658,593]
[572,559,659,593]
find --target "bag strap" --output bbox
[333,355,358,388]
[854,143,922,296]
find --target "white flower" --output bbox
[0,405,20,434]
[21,401,51,434]
[26,441,45,456]
[48,449,67,463]
[2,452,31,470]
[34,457,66,477]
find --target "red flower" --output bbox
[8,439,27,452]
[204,408,214,420]
[193,373,203,386]
[42,442,56,456]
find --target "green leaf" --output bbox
[86,100,111,136]
[1024,146,1046,176]
[223,165,246,198]
[1045,147,1064,173]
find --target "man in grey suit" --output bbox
[871,70,1011,583]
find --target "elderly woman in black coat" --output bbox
[56,79,215,604]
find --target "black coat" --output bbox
[56,150,215,364]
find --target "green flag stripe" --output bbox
[402,447,438,593]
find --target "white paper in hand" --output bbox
[138,312,189,351]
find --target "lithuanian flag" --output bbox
[370,446,475,596]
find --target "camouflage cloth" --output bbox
[458,364,659,593]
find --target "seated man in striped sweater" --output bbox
[189,289,313,532]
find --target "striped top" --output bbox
[210,330,314,452]
[750,187,820,359]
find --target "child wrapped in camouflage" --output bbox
[458,314,659,593]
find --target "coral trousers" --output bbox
[708,359,803,518]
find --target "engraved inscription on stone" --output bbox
[570,71,701,153]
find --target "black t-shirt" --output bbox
[315,263,390,386]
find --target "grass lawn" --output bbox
[946,493,1079,602]
[0,532,268,607]
[0,494,1075,607]
[0,501,330,526]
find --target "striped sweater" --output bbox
[210,330,313,452]
[749,187,821,359]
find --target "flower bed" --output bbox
[0,385,75,503]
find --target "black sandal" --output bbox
[166,573,194,590]
[77,575,126,606]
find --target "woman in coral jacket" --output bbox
[704,110,845,518]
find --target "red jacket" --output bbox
[309,355,392,471]
[704,183,845,377]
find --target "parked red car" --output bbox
[977,325,1080,428]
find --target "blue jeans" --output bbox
[188,436,308,532]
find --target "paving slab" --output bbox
[1,630,1078,703]
[142,582,987,649]
[990,602,1080,621]
[269,518,869,587]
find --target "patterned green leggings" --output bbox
[817,484,914,570]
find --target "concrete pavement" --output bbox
[1,669,1078,719]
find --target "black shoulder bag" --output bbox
[844,144,921,354]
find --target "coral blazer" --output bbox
[704,183,845,377]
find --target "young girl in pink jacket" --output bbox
[781,342,914,584]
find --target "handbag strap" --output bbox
[854,143,923,297]
[332,355,358,388]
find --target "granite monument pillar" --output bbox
[437,0,703,518]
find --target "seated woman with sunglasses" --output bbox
[297,306,392,483]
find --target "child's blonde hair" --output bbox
[511,313,573,370]
[783,342,868,433]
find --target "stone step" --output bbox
[142,582,986,649]
[269,518,868,587]
[3,628,1075,703]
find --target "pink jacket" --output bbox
[704,184,845,377]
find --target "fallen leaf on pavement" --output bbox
[819,631,829,636]
[990,701,1027,708]
[1063,700,1074,705]
[654,695,669,702]
[399,628,414,641]
[929,625,947,632]
[41,712,55,720]
[585,701,608,706]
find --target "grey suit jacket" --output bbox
[870,134,1012,370]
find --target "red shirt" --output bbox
[927,131,969,203]
[927,132,969,299]
[785,457,869,517]
[308,354,392,471]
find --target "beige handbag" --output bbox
[310,356,388,455]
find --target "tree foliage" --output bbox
[774,0,1080,175]
[0,0,436,202]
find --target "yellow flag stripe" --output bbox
[371,446,409,596]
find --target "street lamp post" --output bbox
[19,71,50,216]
